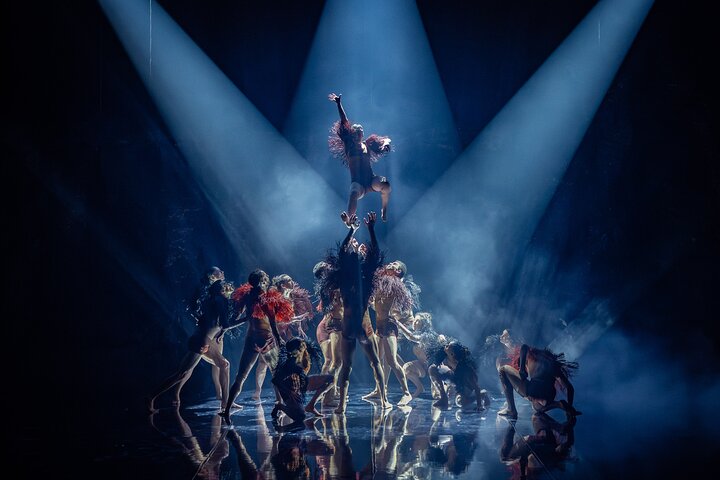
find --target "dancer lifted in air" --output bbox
[328,93,392,224]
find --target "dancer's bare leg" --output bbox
[223,343,260,417]
[147,352,203,412]
[384,336,412,405]
[428,365,449,409]
[404,361,425,397]
[372,177,391,222]
[497,365,527,419]
[305,374,334,417]
[211,365,222,400]
[320,340,332,376]
[253,357,268,401]
[204,346,231,410]
[360,337,390,410]
[334,337,355,415]
[172,373,191,407]
[322,334,342,406]
[363,339,385,400]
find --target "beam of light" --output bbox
[98,0,345,271]
[283,0,460,225]
[387,0,655,340]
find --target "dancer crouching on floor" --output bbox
[428,341,490,412]
[497,342,580,419]
[271,337,334,429]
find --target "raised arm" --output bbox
[340,213,359,250]
[365,211,378,251]
[328,92,348,124]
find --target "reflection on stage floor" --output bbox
[93,388,603,479]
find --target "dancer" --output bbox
[313,265,344,407]
[364,261,415,405]
[220,269,293,417]
[428,341,490,411]
[497,343,580,419]
[335,212,390,413]
[271,337,334,427]
[328,93,392,223]
[252,274,314,401]
[185,267,228,404]
[400,312,445,398]
[146,274,233,412]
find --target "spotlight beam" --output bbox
[284,0,460,223]
[387,0,655,339]
[99,0,344,270]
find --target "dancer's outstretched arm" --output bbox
[328,92,348,124]
[365,211,378,250]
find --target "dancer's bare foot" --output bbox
[251,392,261,402]
[380,400,393,411]
[305,406,324,417]
[398,393,413,406]
[362,389,381,400]
[497,407,518,419]
[220,402,243,411]
[334,404,346,415]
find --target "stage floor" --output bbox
[89,388,609,479]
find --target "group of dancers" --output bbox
[145,93,581,428]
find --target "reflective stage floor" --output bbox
[79,386,699,480]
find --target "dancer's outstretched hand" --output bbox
[254,338,274,354]
[365,211,377,228]
[328,93,341,103]
[341,212,359,229]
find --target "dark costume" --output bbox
[329,119,391,195]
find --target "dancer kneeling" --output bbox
[428,341,490,412]
[271,338,334,428]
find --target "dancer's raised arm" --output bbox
[328,92,348,125]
